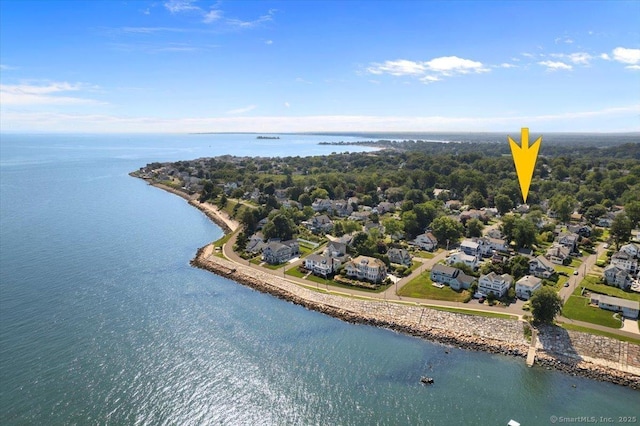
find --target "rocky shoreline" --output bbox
[190,245,640,390]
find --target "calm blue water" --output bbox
[1,134,637,425]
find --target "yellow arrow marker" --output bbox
[508,127,541,204]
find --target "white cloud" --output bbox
[627,65,640,70]
[284,102,290,108]
[612,47,640,65]
[366,56,488,83]
[164,0,200,14]
[226,105,257,114]
[600,53,611,60]
[227,9,275,28]
[203,8,222,23]
[3,105,637,133]
[0,64,17,70]
[265,40,273,45]
[0,82,104,105]
[555,36,574,44]
[367,59,425,76]
[498,63,518,68]
[538,60,573,71]
[551,52,592,65]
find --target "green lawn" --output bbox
[559,323,640,345]
[554,264,575,275]
[285,267,306,278]
[213,230,235,248]
[555,275,568,290]
[579,275,640,302]
[414,250,439,259]
[562,295,622,328]
[398,272,469,302]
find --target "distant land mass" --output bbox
[318,133,640,159]
[257,136,281,139]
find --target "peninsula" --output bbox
[131,142,640,388]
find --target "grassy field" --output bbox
[285,267,306,278]
[563,292,622,328]
[560,323,640,345]
[398,272,469,302]
[414,250,440,259]
[579,275,640,302]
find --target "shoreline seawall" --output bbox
[191,245,640,389]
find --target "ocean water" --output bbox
[0,133,637,425]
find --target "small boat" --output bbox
[420,376,434,385]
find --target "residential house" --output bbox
[603,265,633,290]
[545,245,571,265]
[620,243,640,259]
[557,232,579,253]
[388,248,412,266]
[487,228,504,240]
[445,200,462,211]
[478,272,513,298]
[310,214,333,233]
[311,198,333,212]
[246,232,266,254]
[446,250,479,270]
[476,237,509,257]
[413,232,438,251]
[262,240,300,264]
[348,211,370,221]
[515,275,542,300]
[459,209,486,222]
[332,200,354,217]
[324,241,347,258]
[304,254,338,277]
[529,255,555,279]
[430,264,476,291]
[375,202,396,214]
[568,224,592,238]
[611,251,638,275]
[460,239,481,257]
[344,256,387,283]
[597,217,613,227]
[364,221,385,234]
[590,294,639,319]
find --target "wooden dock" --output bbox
[526,328,537,367]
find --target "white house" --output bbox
[344,256,387,283]
[476,237,509,256]
[304,254,338,276]
[430,264,476,291]
[515,275,542,300]
[529,255,555,279]
[478,272,513,298]
[413,232,438,251]
[262,240,300,264]
[590,294,639,319]
[446,250,479,270]
[603,265,633,290]
[610,251,638,275]
[545,245,571,265]
[619,243,640,259]
[460,239,481,257]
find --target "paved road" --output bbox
[218,231,640,338]
[558,242,605,302]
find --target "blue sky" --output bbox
[1,0,639,133]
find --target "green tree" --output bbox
[464,190,485,209]
[610,213,632,248]
[263,213,297,241]
[311,188,329,200]
[500,214,517,244]
[401,210,421,239]
[431,216,464,246]
[585,204,607,224]
[382,218,404,239]
[550,194,576,223]
[529,287,563,324]
[298,193,312,206]
[494,194,513,215]
[625,201,640,228]
[513,218,537,249]
[508,255,530,280]
[466,218,484,238]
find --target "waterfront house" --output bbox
[324,241,347,258]
[304,254,338,277]
[478,272,513,298]
[590,294,639,319]
[413,232,438,251]
[262,240,300,265]
[344,256,387,283]
[246,232,267,254]
[388,248,412,266]
[610,251,638,275]
[603,265,633,290]
[430,264,475,291]
[529,255,555,279]
[515,275,542,300]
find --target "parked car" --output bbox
[573,270,579,275]
[564,282,570,287]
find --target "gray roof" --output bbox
[592,294,639,310]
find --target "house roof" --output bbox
[532,255,555,270]
[591,294,639,310]
[431,263,458,276]
[516,275,542,288]
[306,254,329,263]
